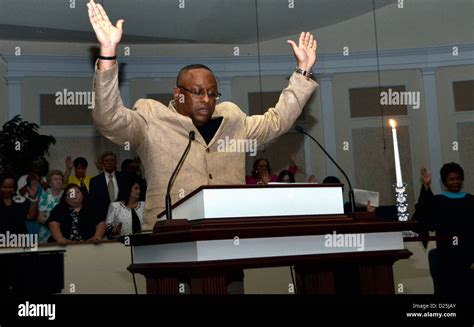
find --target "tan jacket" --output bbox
[92,62,318,230]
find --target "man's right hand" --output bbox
[87,0,124,56]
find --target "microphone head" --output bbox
[295,125,305,133]
[189,131,195,140]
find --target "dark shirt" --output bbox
[89,171,129,219]
[414,187,474,295]
[47,201,104,242]
[414,186,474,266]
[196,117,223,145]
[0,198,29,234]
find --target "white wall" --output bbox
[19,76,127,175]
[436,65,474,194]
[130,77,175,105]
[331,69,428,208]
[231,74,324,180]
[1,50,472,196]
[289,0,473,54]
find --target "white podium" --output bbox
[158,183,345,220]
[129,184,415,295]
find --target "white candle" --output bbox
[389,119,403,187]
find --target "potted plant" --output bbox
[0,115,56,176]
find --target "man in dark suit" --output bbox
[89,152,128,218]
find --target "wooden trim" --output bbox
[128,249,412,274]
[130,218,416,245]
[36,239,119,248]
[357,264,395,294]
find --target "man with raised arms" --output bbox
[87,0,318,230]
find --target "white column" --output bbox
[318,74,338,177]
[421,68,442,194]
[7,78,22,120]
[218,77,232,102]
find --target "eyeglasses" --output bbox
[177,85,221,100]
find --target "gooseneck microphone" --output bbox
[295,125,355,214]
[165,131,195,220]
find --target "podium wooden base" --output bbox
[129,215,415,295]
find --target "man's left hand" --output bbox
[287,32,317,72]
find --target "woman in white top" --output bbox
[105,178,144,237]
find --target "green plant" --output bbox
[0,115,56,177]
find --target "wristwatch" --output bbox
[295,67,313,79]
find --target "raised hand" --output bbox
[367,200,376,213]
[27,179,39,199]
[420,167,431,190]
[95,156,103,172]
[288,153,296,166]
[65,156,73,170]
[287,32,318,72]
[87,0,124,51]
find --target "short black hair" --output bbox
[252,158,272,179]
[277,170,295,183]
[440,162,464,185]
[176,64,214,86]
[59,183,88,207]
[322,176,341,184]
[121,159,134,172]
[73,157,88,168]
[31,156,49,176]
[0,172,17,193]
[101,151,117,162]
[116,177,141,205]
